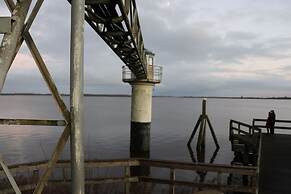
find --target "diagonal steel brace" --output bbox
[4,1,72,194]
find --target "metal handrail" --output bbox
[122,65,162,83]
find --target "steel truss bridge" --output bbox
[0,0,154,193]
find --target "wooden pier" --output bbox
[230,118,291,194]
[258,134,291,194]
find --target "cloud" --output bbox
[1,0,291,96]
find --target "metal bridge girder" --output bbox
[78,0,149,79]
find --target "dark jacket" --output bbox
[266,111,276,128]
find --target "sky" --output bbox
[1,0,291,96]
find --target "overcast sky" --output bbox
[1,0,291,96]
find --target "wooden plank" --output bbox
[0,157,22,194]
[1,158,256,176]
[139,159,257,176]
[169,169,175,194]
[254,119,291,123]
[0,119,66,126]
[254,125,291,130]
[0,159,140,174]
[139,177,255,193]
[0,177,139,193]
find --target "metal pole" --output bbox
[70,0,85,193]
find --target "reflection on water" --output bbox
[187,145,219,164]
[187,144,219,183]
[0,95,290,166]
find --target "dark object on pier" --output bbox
[266,110,276,134]
[187,99,220,152]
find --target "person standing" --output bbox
[266,110,276,134]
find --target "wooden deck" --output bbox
[258,134,291,194]
[0,158,257,194]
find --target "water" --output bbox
[0,95,290,165]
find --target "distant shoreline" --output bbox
[0,93,290,100]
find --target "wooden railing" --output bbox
[229,120,263,141]
[0,158,257,194]
[253,119,291,133]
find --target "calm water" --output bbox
[0,95,290,165]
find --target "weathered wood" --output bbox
[0,158,256,193]
[1,159,256,176]
[139,159,257,176]
[169,169,175,194]
[0,184,36,194]
[33,125,70,194]
[187,115,202,146]
[206,116,220,149]
[0,157,22,194]
[139,177,256,193]
[0,119,66,126]
[0,0,32,91]
[188,99,219,150]
[24,33,70,121]
[24,0,45,34]
[0,17,11,34]
[125,166,130,194]
[0,177,139,194]
[258,134,291,194]
[4,0,70,122]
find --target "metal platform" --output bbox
[258,134,291,194]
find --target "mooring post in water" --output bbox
[188,98,220,152]
[70,0,85,193]
[197,99,207,151]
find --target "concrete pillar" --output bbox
[130,82,153,175]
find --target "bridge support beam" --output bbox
[130,82,153,176]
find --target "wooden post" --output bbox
[125,166,130,194]
[188,99,219,151]
[169,168,175,194]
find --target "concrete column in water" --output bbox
[130,82,153,158]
